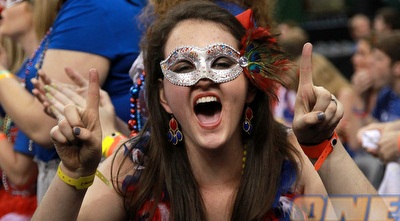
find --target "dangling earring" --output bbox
[167,115,183,145]
[242,106,253,135]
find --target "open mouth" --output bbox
[194,96,222,126]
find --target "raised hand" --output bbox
[351,69,374,95]
[49,69,102,175]
[292,43,344,144]
[32,67,85,118]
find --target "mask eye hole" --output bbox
[212,57,237,70]
[170,60,195,73]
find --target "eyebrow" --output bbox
[162,43,240,62]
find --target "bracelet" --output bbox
[352,107,368,118]
[0,70,14,81]
[300,131,338,171]
[57,164,95,189]
[0,133,7,141]
[102,132,127,158]
[95,169,112,189]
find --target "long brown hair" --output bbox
[114,1,299,220]
[32,0,59,39]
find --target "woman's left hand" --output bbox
[292,43,344,144]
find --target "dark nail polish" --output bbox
[73,127,81,135]
[317,112,325,121]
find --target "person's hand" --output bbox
[356,122,385,145]
[292,43,344,144]
[32,68,119,138]
[351,69,374,96]
[357,121,400,161]
[32,67,83,118]
[376,130,400,163]
[50,69,102,174]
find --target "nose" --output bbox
[194,78,214,89]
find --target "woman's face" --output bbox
[352,39,372,72]
[159,20,254,150]
[0,1,33,39]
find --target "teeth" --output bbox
[196,96,217,104]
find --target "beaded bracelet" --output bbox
[0,70,14,81]
[300,131,338,171]
[101,132,127,158]
[57,164,95,189]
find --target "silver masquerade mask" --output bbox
[160,43,244,86]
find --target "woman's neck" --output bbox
[16,29,39,57]
[186,142,244,188]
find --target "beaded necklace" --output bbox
[1,28,53,151]
[22,28,52,86]
[129,71,146,137]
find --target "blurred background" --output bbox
[275,0,400,80]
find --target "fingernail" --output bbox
[73,127,81,135]
[50,83,58,89]
[317,112,325,121]
[45,93,53,100]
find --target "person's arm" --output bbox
[32,69,127,220]
[0,51,110,148]
[0,134,38,186]
[376,127,400,163]
[78,149,128,220]
[32,67,130,138]
[346,70,379,149]
[292,43,378,195]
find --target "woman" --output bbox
[33,2,380,220]
[0,0,146,203]
[0,0,58,218]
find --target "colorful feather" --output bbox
[236,10,292,102]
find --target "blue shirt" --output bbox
[12,0,146,162]
[372,87,400,122]
[50,0,146,122]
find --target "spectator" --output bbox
[33,2,382,220]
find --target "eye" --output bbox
[170,60,195,73]
[212,57,237,70]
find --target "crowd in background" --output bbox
[0,0,399,220]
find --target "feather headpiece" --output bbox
[235,9,291,101]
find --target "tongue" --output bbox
[197,111,221,125]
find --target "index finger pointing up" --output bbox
[299,43,314,90]
[86,68,100,112]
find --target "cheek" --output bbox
[163,82,190,109]
[226,75,249,103]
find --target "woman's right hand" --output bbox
[50,69,102,175]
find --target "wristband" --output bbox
[0,70,14,81]
[57,164,95,189]
[300,131,338,171]
[102,132,127,158]
[95,169,112,189]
